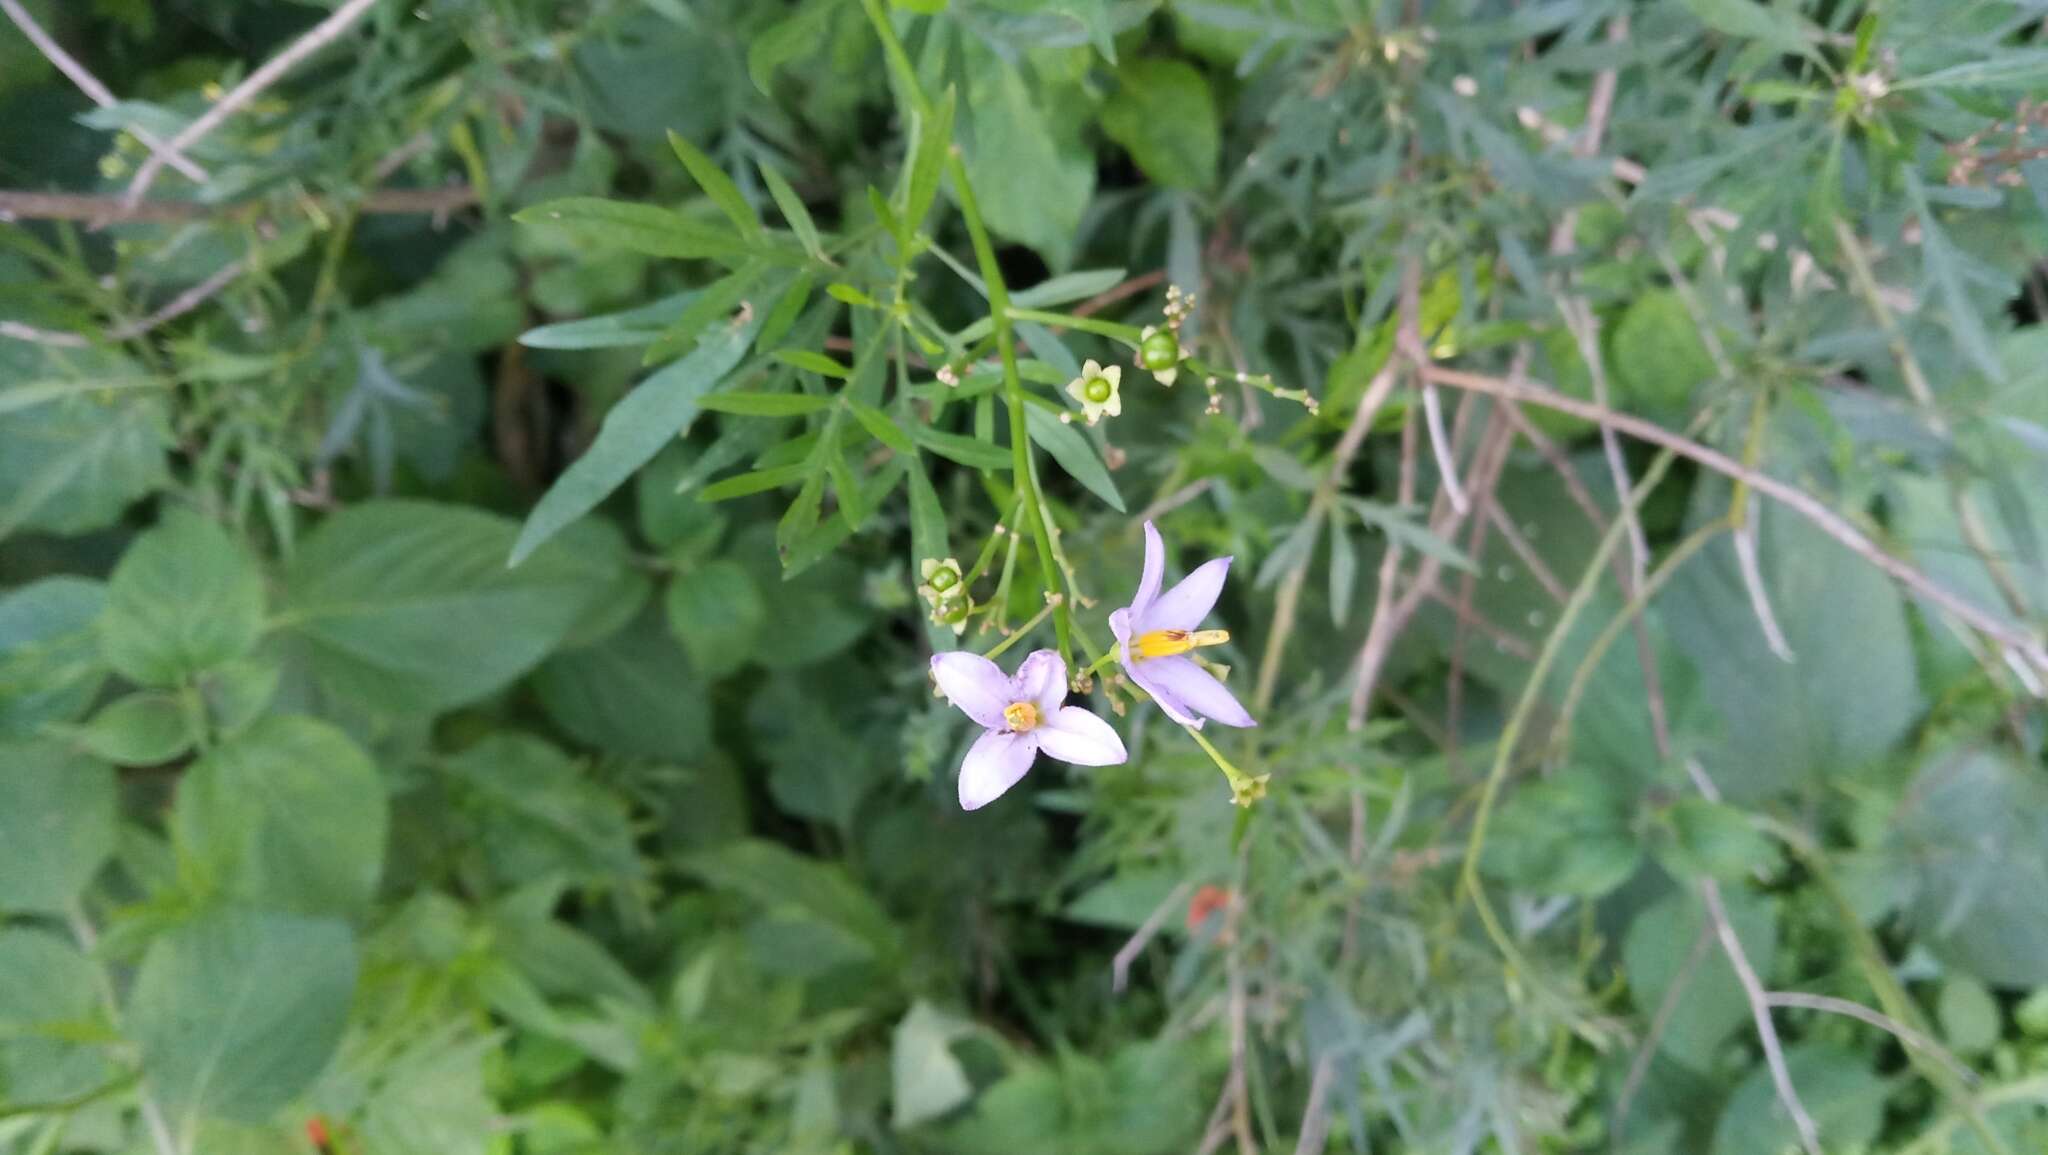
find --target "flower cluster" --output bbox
[930,521,1255,810]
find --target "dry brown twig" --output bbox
[121,0,386,210]
[0,186,477,225]
[0,0,208,183]
[1703,878,1825,1155]
[1421,363,2048,671]
[1111,881,1192,994]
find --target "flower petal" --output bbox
[1131,520,1166,620]
[1137,656,1257,728]
[1139,556,1233,634]
[931,651,1013,729]
[1035,706,1128,766]
[1011,649,1068,715]
[1126,654,1200,727]
[1082,359,1103,378]
[958,730,1039,810]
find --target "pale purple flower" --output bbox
[931,648,1128,811]
[1109,521,1257,729]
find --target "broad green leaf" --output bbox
[533,608,711,762]
[100,509,265,686]
[1710,1044,1884,1155]
[513,197,752,262]
[285,501,615,713]
[358,1031,500,1155]
[747,671,886,827]
[760,164,826,263]
[1025,406,1126,511]
[1610,289,1714,417]
[0,345,171,541]
[1893,748,2048,986]
[510,311,761,564]
[519,291,694,349]
[681,838,899,960]
[892,1001,974,1128]
[130,909,357,1131]
[1664,501,1920,799]
[665,559,767,678]
[1480,765,1640,897]
[962,53,1094,265]
[1938,976,2001,1054]
[699,391,834,416]
[913,425,1011,471]
[558,517,652,648]
[1100,59,1219,190]
[442,735,641,888]
[0,929,111,1103]
[0,576,107,735]
[1655,799,1774,883]
[74,692,194,765]
[1622,887,1777,1073]
[172,715,387,916]
[636,444,731,551]
[0,739,115,912]
[667,131,763,240]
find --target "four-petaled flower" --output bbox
[1065,359,1123,424]
[1109,521,1256,729]
[932,649,1128,810]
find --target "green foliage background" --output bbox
[2,1,2048,1153]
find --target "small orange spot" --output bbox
[306,1116,331,1150]
[1186,884,1231,930]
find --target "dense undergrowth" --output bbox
[3,1,2048,1152]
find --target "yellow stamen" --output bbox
[1003,702,1039,732]
[1133,628,1230,660]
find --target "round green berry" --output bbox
[1139,329,1181,371]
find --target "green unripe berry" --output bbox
[1084,376,1113,403]
[1139,329,1181,371]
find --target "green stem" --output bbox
[859,0,1070,663]
[982,599,1055,661]
[1458,441,1685,1024]
[1004,308,1144,343]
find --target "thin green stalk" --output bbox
[1004,308,1144,343]
[1550,517,1732,757]
[860,0,1071,662]
[1459,443,1684,992]
[982,599,1055,661]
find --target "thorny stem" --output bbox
[862,0,1071,663]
